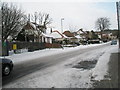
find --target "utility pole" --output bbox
[61,18,64,33]
[116,2,120,48]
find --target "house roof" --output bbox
[62,34,68,38]
[50,30,68,39]
[50,31,63,38]
[75,35,82,39]
[23,22,46,31]
[63,31,75,37]
[41,33,53,38]
[32,22,46,29]
[23,22,35,30]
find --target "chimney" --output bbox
[28,14,30,22]
[50,28,52,33]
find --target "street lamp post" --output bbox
[61,18,64,33]
[116,2,120,48]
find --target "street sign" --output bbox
[13,44,17,50]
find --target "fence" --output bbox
[1,41,62,56]
[45,43,62,48]
[8,42,45,52]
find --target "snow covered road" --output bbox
[2,42,118,88]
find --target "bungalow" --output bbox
[63,31,78,44]
[95,30,117,41]
[50,30,68,44]
[41,33,53,43]
[17,21,52,44]
[75,35,82,43]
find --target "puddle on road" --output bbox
[72,60,97,70]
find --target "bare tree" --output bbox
[95,17,111,40]
[2,3,26,42]
[30,12,52,32]
[38,12,52,26]
[28,12,52,42]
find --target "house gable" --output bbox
[63,31,75,37]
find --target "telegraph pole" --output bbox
[116,2,120,48]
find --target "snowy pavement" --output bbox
[3,42,119,88]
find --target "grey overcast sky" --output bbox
[2,0,119,32]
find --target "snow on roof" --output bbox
[49,31,69,39]
[7,36,13,40]
[62,34,69,38]
[30,22,36,30]
[40,30,69,39]
[75,35,82,39]
[50,32,63,38]
[41,33,53,38]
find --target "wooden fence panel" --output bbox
[45,43,62,48]
[8,42,45,51]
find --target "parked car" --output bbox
[0,58,13,76]
[111,40,117,45]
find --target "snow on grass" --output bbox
[91,45,119,81]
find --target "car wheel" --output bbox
[3,65,11,76]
